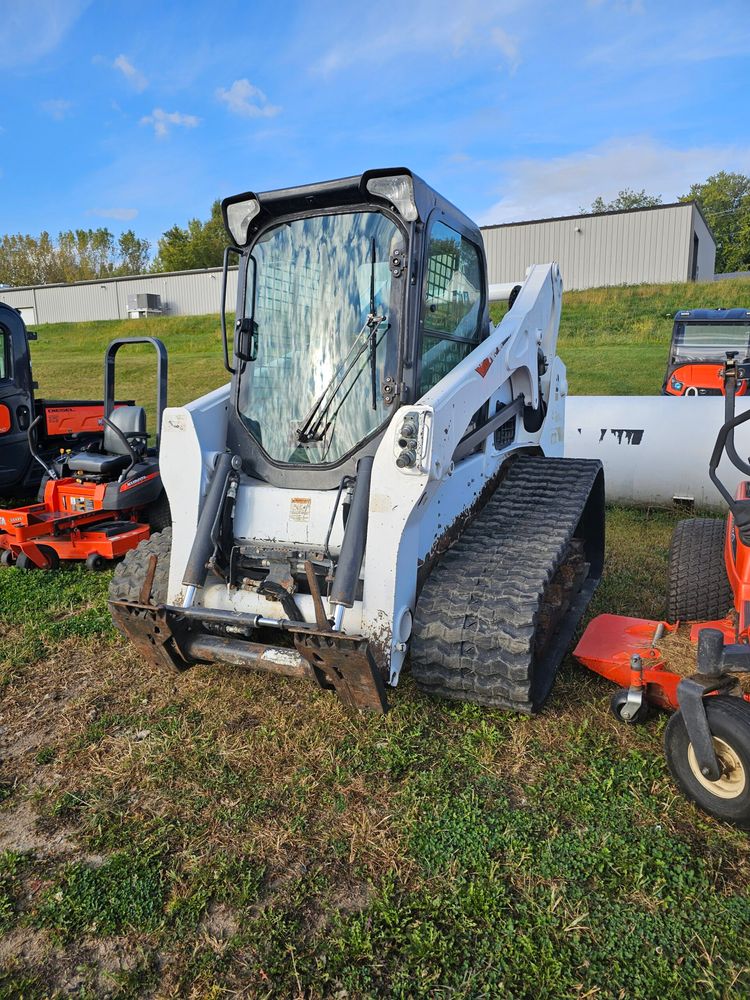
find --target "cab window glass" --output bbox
[0,328,9,381]
[420,221,483,394]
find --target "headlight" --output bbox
[222,193,260,247]
[671,379,683,391]
[365,173,418,221]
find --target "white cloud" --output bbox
[40,99,72,120]
[311,0,522,76]
[0,0,91,67]
[87,207,138,221]
[113,54,148,92]
[489,27,520,73]
[478,137,750,225]
[216,79,281,118]
[140,108,200,138]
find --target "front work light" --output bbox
[223,194,261,247]
[365,174,418,222]
[671,379,683,391]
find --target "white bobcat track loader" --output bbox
[110,168,604,713]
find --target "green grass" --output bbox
[1,280,750,996]
[26,275,750,416]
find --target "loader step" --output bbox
[410,455,604,712]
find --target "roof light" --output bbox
[365,174,418,221]
[222,194,260,247]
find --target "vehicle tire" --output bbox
[664,695,750,828]
[609,687,653,725]
[86,553,106,572]
[146,490,171,532]
[666,518,732,623]
[0,550,14,567]
[109,527,171,610]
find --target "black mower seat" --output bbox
[68,405,147,476]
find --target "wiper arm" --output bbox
[297,312,387,444]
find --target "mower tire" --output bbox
[86,553,107,572]
[664,695,750,828]
[109,527,171,616]
[609,687,652,724]
[17,546,59,571]
[666,518,731,623]
[0,550,14,567]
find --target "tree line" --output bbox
[2,172,749,287]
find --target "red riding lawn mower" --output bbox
[0,337,170,571]
[576,353,750,828]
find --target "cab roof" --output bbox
[673,308,750,322]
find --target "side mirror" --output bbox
[236,317,259,362]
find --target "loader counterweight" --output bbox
[110,167,605,713]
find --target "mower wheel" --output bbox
[86,553,107,572]
[0,550,14,567]
[16,545,59,571]
[666,518,731,623]
[664,695,750,828]
[610,687,653,725]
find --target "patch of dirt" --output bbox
[199,901,239,943]
[0,798,81,857]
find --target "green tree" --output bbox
[153,200,226,272]
[117,231,151,275]
[0,227,151,286]
[679,171,750,273]
[588,188,663,214]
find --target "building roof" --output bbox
[480,199,714,240]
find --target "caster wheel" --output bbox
[610,687,653,725]
[664,696,750,828]
[0,550,14,567]
[86,553,107,572]
[16,546,59,571]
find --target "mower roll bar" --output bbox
[103,338,168,449]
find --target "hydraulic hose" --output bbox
[182,452,234,600]
[329,455,374,612]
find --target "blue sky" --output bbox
[1,0,749,252]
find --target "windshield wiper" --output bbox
[296,311,388,444]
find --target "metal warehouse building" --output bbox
[480,201,715,291]
[0,200,716,324]
[0,266,238,326]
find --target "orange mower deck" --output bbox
[574,613,750,711]
[0,477,150,568]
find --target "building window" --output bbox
[420,221,482,394]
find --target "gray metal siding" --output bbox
[481,203,710,291]
[692,206,716,282]
[0,267,239,325]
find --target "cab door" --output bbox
[0,306,35,494]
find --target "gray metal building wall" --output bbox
[480,202,715,291]
[0,266,239,325]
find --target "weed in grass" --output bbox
[34,846,167,937]
[34,747,56,766]
[0,849,30,932]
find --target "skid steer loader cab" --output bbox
[221,169,490,488]
[110,167,605,716]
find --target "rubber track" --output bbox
[666,518,732,623]
[410,455,601,712]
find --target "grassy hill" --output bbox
[28,277,750,417]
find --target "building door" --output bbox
[691,233,699,280]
